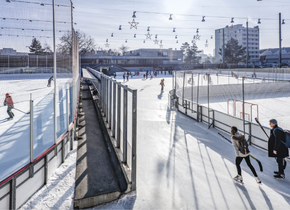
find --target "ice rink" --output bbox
[0,73,71,181]
[3,72,290,209]
[94,73,290,209]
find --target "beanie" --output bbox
[269,119,277,125]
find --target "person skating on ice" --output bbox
[3,93,14,120]
[47,76,54,87]
[231,126,261,184]
[160,78,165,92]
[268,119,289,179]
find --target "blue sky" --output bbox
[73,0,290,55]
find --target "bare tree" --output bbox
[119,45,129,55]
[57,30,96,55]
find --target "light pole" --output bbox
[246,21,249,68]
[279,13,282,68]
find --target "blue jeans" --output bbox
[7,105,14,118]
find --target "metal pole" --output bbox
[66,88,70,132]
[53,0,57,144]
[207,74,210,127]
[30,93,34,163]
[191,73,193,112]
[242,77,245,135]
[131,89,137,191]
[123,89,128,164]
[279,13,282,68]
[197,73,200,122]
[182,72,185,106]
[117,85,121,147]
[112,82,116,137]
[222,28,225,69]
[246,21,249,68]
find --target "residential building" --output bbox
[215,24,260,64]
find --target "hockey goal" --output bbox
[227,99,259,122]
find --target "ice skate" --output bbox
[274,174,285,179]
[233,175,243,183]
[255,177,262,184]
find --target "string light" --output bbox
[119,25,122,30]
[231,17,234,23]
[111,33,113,37]
[202,16,205,22]
[175,35,177,39]
[258,19,261,24]
[169,14,173,20]
[134,34,136,38]
[132,11,136,18]
[147,27,150,31]
[282,19,285,24]
[173,28,176,32]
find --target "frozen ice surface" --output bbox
[13,72,290,209]
[0,73,71,181]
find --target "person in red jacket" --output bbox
[3,93,14,120]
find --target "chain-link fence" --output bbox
[173,69,290,151]
[0,1,80,209]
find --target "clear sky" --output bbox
[73,0,290,55]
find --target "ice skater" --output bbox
[160,78,165,92]
[231,126,261,184]
[47,76,54,87]
[123,72,126,82]
[3,93,14,120]
[268,119,289,179]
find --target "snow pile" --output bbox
[20,140,77,210]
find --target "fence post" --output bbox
[248,123,252,145]
[10,177,16,210]
[191,73,193,113]
[29,93,34,178]
[117,85,121,148]
[242,77,246,135]
[123,89,128,164]
[112,82,116,137]
[132,89,137,191]
[197,73,200,122]
[207,74,210,127]
[182,72,185,107]
[108,79,112,128]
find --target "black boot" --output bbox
[274,174,285,179]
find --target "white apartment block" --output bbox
[215,24,260,64]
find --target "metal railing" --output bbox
[87,67,137,191]
[171,69,290,152]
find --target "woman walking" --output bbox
[231,126,261,184]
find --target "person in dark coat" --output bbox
[268,119,289,179]
[47,76,54,87]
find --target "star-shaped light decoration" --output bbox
[196,34,201,40]
[229,24,235,33]
[105,43,110,48]
[153,39,159,45]
[145,32,152,39]
[128,19,139,29]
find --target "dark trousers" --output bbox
[236,156,257,177]
[7,106,14,118]
[276,157,285,175]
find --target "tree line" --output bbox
[29,30,249,65]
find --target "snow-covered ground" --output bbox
[20,140,77,210]
[8,72,290,209]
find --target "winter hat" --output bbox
[6,93,10,96]
[269,119,277,125]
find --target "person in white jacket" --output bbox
[231,126,261,183]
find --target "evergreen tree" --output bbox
[180,42,202,64]
[219,38,248,64]
[29,38,44,55]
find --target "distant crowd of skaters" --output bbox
[111,70,173,82]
